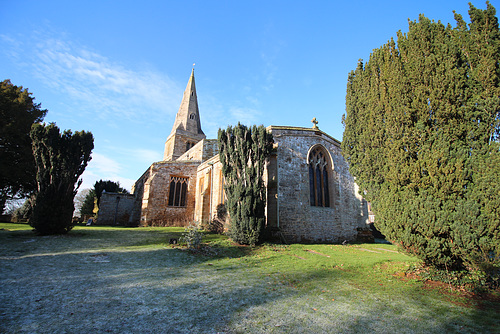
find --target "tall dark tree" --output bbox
[0,80,47,213]
[79,189,96,217]
[342,3,499,276]
[218,123,273,245]
[74,188,92,216]
[30,123,94,235]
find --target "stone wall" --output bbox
[98,192,136,226]
[266,150,279,229]
[194,155,225,223]
[130,170,146,225]
[177,139,219,162]
[191,126,368,243]
[163,130,205,161]
[267,126,368,243]
[102,124,369,243]
[138,160,200,226]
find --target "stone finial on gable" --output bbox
[311,117,319,129]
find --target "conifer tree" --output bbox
[342,3,499,276]
[0,80,47,213]
[218,123,273,245]
[30,123,94,235]
[79,189,96,216]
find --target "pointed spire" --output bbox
[169,68,204,136]
[163,68,206,161]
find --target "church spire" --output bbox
[169,68,204,136]
[163,68,206,161]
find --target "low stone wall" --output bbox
[98,193,136,226]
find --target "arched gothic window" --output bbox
[308,146,330,207]
[168,176,188,207]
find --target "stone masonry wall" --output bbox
[98,193,136,226]
[122,125,367,242]
[139,160,200,226]
[164,130,205,161]
[268,126,368,243]
[194,155,225,223]
[177,139,219,162]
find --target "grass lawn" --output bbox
[0,223,498,333]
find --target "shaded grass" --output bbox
[0,223,498,333]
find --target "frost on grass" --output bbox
[0,229,277,333]
[0,227,495,334]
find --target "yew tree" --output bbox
[79,189,96,216]
[0,80,47,213]
[342,3,499,276]
[30,123,94,235]
[74,188,92,216]
[218,123,273,245]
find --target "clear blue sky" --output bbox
[1,0,497,192]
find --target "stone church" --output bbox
[99,69,371,243]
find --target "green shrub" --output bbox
[181,222,204,249]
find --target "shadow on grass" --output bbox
[0,239,288,333]
[1,227,498,333]
[0,225,252,264]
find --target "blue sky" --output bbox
[1,0,497,192]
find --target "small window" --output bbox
[308,146,330,207]
[189,113,195,120]
[185,142,195,151]
[168,176,189,207]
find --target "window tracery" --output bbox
[168,176,188,207]
[308,146,330,207]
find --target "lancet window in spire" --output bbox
[308,146,330,207]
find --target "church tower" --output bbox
[163,68,206,161]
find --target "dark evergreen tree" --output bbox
[342,3,499,276]
[79,189,96,216]
[218,123,274,245]
[30,123,94,235]
[0,80,47,213]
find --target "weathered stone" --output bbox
[98,192,135,226]
[163,68,205,161]
[266,126,369,243]
[100,70,372,243]
[133,161,199,226]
